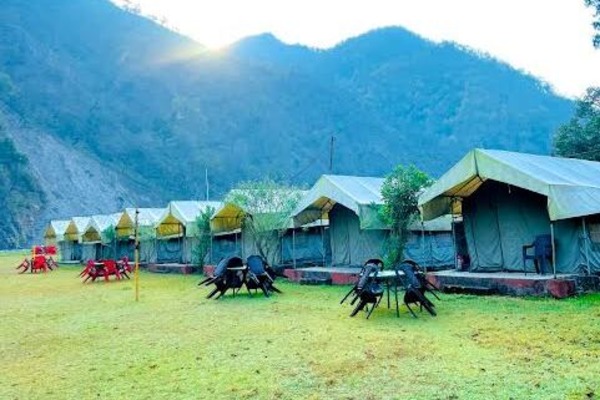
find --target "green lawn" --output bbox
[1,252,599,400]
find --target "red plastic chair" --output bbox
[16,258,31,273]
[103,260,121,281]
[31,255,48,273]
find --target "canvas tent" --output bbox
[210,191,326,266]
[81,213,121,261]
[63,217,91,262]
[115,208,164,262]
[210,202,277,264]
[418,149,600,274]
[44,220,69,245]
[44,220,70,261]
[292,175,454,268]
[155,201,222,264]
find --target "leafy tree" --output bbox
[192,206,216,266]
[227,179,303,265]
[553,87,600,161]
[586,0,600,47]
[102,226,117,259]
[380,165,432,266]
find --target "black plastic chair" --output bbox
[245,255,281,297]
[201,256,245,299]
[402,259,441,301]
[395,262,436,318]
[348,264,384,319]
[522,234,552,275]
[340,260,384,305]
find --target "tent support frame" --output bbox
[550,222,557,278]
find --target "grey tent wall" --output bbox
[329,204,387,267]
[116,240,135,260]
[156,238,183,263]
[581,215,600,273]
[404,231,454,269]
[81,243,100,262]
[281,227,331,266]
[59,240,76,262]
[463,181,585,274]
[212,232,242,264]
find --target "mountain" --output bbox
[0,0,573,248]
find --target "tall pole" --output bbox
[205,168,209,201]
[329,136,335,173]
[134,208,140,302]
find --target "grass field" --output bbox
[1,252,599,399]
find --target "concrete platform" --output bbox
[282,266,600,298]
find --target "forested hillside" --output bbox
[0,0,573,247]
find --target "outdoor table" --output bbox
[368,269,405,317]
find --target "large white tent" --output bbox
[115,208,164,262]
[81,213,121,261]
[155,201,222,264]
[44,220,70,245]
[419,149,600,274]
[292,175,454,268]
[62,216,91,262]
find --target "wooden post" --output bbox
[134,207,140,302]
[292,228,296,269]
[451,206,458,271]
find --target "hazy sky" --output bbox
[119,0,600,98]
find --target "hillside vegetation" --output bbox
[0,0,573,247]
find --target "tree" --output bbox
[553,87,600,161]
[227,179,303,266]
[380,165,433,266]
[586,0,600,47]
[102,226,117,259]
[192,206,216,266]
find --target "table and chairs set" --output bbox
[199,255,283,299]
[15,245,59,274]
[79,257,132,283]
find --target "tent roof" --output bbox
[117,208,164,228]
[157,201,223,226]
[418,149,600,221]
[44,220,70,239]
[292,175,385,229]
[84,213,121,235]
[65,216,91,235]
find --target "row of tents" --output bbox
[44,149,600,275]
[44,175,455,269]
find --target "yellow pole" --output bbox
[134,208,140,302]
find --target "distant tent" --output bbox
[419,149,600,274]
[115,208,164,262]
[81,214,121,261]
[44,220,70,261]
[210,203,261,263]
[210,191,326,266]
[63,216,91,262]
[44,220,69,245]
[155,201,222,264]
[292,175,454,268]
